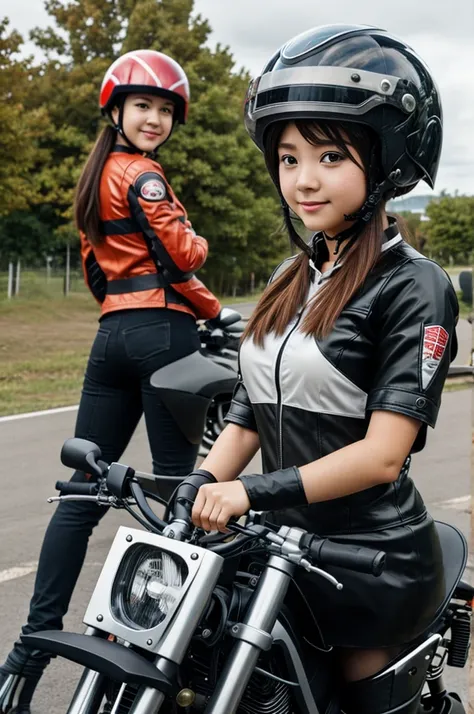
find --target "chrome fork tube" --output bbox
[66,670,106,714]
[66,629,106,714]
[127,686,165,714]
[205,556,294,714]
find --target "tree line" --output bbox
[0,0,287,296]
[396,194,474,265]
[1,1,472,298]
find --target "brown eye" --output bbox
[321,152,343,164]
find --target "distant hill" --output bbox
[387,195,438,214]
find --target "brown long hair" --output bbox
[243,120,385,345]
[74,125,117,246]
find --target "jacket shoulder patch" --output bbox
[422,324,449,390]
[135,172,168,202]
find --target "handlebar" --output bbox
[55,480,100,496]
[129,481,167,531]
[53,478,385,577]
[54,440,386,580]
[301,533,386,577]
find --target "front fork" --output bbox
[205,555,295,714]
[65,668,106,714]
[66,669,167,714]
[64,629,167,714]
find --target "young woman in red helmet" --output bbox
[0,49,224,713]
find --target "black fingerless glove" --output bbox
[239,466,307,512]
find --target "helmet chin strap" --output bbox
[328,170,401,257]
[113,99,142,154]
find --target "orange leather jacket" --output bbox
[80,145,221,320]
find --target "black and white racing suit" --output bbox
[226,225,459,648]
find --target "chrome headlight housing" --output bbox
[83,526,223,655]
[111,544,188,630]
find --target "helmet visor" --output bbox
[253,65,406,117]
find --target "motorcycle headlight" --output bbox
[111,544,188,630]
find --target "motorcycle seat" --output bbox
[422,520,470,633]
[434,521,468,603]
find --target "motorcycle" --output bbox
[195,308,244,458]
[20,435,472,714]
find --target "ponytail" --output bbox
[74,125,116,246]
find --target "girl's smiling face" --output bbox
[278,122,367,237]
[112,93,175,152]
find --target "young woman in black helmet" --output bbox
[179,25,459,711]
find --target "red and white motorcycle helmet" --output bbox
[100,49,190,124]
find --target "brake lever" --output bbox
[225,521,252,536]
[227,522,272,541]
[299,558,343,590]
[198,522,268,547]
[47,494,116,505]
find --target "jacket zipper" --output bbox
[275,314,303,469]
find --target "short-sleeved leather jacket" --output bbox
[80,145,221,320]
[225,226,459,536]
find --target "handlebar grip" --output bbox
[304,536,386,577]
[55,480,99,496]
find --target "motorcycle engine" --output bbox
[187,647,293,713]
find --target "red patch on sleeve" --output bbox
[423,325,449,362]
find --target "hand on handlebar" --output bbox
[168,469,218,525]
[191,480,251,533]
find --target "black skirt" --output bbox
[274,511,445,648]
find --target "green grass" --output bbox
[0,285,469,417]
[221,292,262,306]
[0,290,260,416]
[443,379,473,393]
[456,292,472,320]
[0,352,90,413]
[445,265,471,275]
[0,270,87,302]
[0,294,98,415]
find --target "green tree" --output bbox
[0,18,49,217]
[424,195,474,264]
[14,0,285,292]
[394,211,429,252]
[0,209,58,265]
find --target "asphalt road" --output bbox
[0,301,471,712]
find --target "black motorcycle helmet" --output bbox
[244,24,442,245]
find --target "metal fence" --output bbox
[0,261,87,300]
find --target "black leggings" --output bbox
[21,308,200,638]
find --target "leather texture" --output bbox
[226,234,459,535]
[80,146,221,320]
[239,466,307,511]
[225,231,459,647]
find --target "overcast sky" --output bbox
[6,0,474,196]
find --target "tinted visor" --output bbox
[256,85,376,109]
